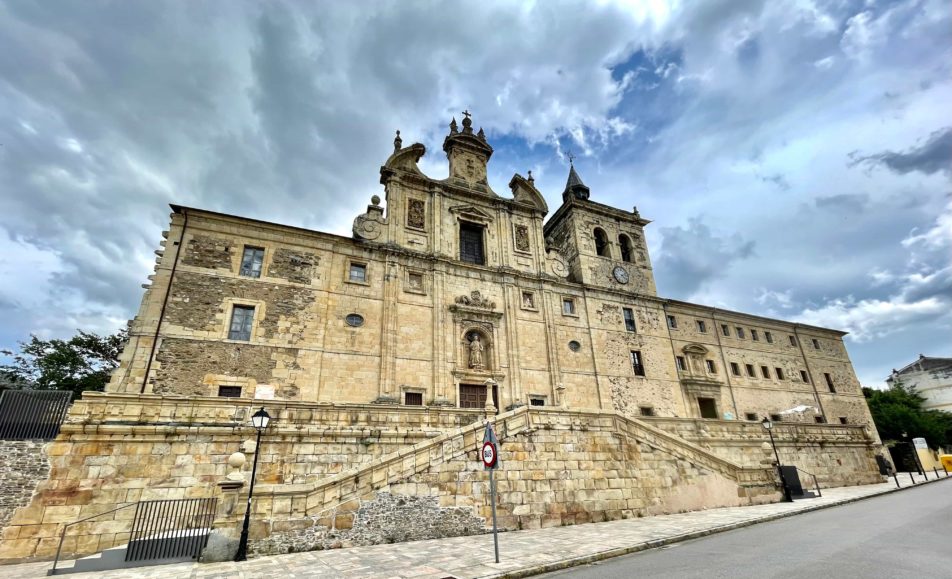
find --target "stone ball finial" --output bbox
[393,129,402,152]
[371,195,381,206]
[228,451,246,470]
[527,170,534,183]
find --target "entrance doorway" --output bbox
[459,383,499,410]
[697,397,718,419]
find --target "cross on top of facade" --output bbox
[462,110,472,120]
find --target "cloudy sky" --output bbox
[0,0,949,387]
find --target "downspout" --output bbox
[141,209,188,393]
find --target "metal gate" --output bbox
[126,498,217,563]
[0,389,72,440]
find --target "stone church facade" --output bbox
[0,114,884,564]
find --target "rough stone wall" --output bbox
[181,234,235,270]
[0,441,50,530]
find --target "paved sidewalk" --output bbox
[8,473,950,579]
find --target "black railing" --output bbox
[126,498,217,562]
[50,503,137,575]
[0,389,72,440]
[794,467,822,498]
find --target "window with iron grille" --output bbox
[530,398,546,407]
[404,392,423,406]
[623,308,636,332]
[240,247,265,278]
[459,222,485,265]
[218,386,242,398]
[228,305,255,341]
[706,359,716,373]
[631,351,645,376]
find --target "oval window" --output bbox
[345,313,364,327]
[568,340,581,352]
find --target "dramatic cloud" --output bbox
[0,0,950,389]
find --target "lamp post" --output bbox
[235,407,271,562]
[762,417,793,502]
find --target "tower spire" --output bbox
[563,160,590,202]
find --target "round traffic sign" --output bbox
[481,441,497,468]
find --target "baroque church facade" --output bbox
[109,113,875,428]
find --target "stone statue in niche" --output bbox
[407,199,426,229]
[514,224,530,252]
[469,334,484,370]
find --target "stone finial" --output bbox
[632,205,641,217]
[393,130,402,152]
[449,117,458,134]
[225,452,247,482]
[527,170,534,184]
[371,195,381,206]
[461,110,473,134]
[477,127,486,141]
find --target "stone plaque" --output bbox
[514,224,530,252]
[407,199,426,229]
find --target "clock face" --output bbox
[613,266,629,284]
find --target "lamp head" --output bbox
[761,417,773,431]
[251,407,271,431]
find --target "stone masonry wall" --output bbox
[0,441,50,530]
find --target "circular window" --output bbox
[345,313,364,327]
[568,340,581,352]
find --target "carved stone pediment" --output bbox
[454,290,495,310]
[449,204,494,224]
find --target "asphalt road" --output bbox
[541,479,952,579]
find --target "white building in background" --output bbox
[886,355,952,413]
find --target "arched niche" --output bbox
[593,227,610,257]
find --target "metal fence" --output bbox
[126,498,218,563]
[0,389,72,440]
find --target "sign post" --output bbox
[482,421,500,563]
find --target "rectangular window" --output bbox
[825,373,836,393]
[623,308,637,332]
[775,368,784,380]
[404,392,423,406]
[721,324,730,337]
[239,246,265,278]
[218,385,242,398]
[459,222,485,265]
[529,397,546,407]
[639,406,655,417]
[706,359,716,373]
[789,335,797,346]
[631,351,645,376]
[736,327,745,339]
[761,366,770,379]
[676,356,686,371]
[751,329,759,341]
[348,262,367,283]
[666,314,678,329]
[815,416,826,424]
[812,338,821,350]
[745,412,758,421]
[770,414,783,422]
[730,362,741,376]
[765,331,773,344]
[839,416,848,425]
[745,363,756,377]
[562,298,576,315]
[696,320,707,333]
[800,370,810,383]
[228,305,255,341]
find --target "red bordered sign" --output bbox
[481,441,497,469]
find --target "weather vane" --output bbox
[567,151,575,165]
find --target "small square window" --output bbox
[721,324,730,337]
[562,298,576,316]
[770,414,782,422]
[666,315,678,329]
[775,367,785,380]
[825,373,836,393]
[800,370,809,383]
[745,364,756,377]
[838,416,848,425]
[218,385,242,398]
[696,320,707,333]
[624,308,637,332]
[522,292,536,309]
[765,331,773,344]
[815,416,826,424]
[761,366,770,379]
[631,350,645,376]
[736,327,745,339]
[705,359,716,373]
[349,262,367,283]
[730,362,741,376]
[530,397,546,407]
[745,412,758,421]
[676,356,687,371]
[228,305,255,341]
[751,329,759,341]
[240,246,265,278]
[812,338,820,350]
[639,406,655,417]
[404,392,423,406]
[789,335,798,346]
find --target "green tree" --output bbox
[0,329,127,398]
[864,380,952,450]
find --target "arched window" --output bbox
[593,228,609,257]
[619,234,633,262]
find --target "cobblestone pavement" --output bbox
[7,473,949,579]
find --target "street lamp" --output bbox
[235,407,271,562]
[762,417,793,502]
